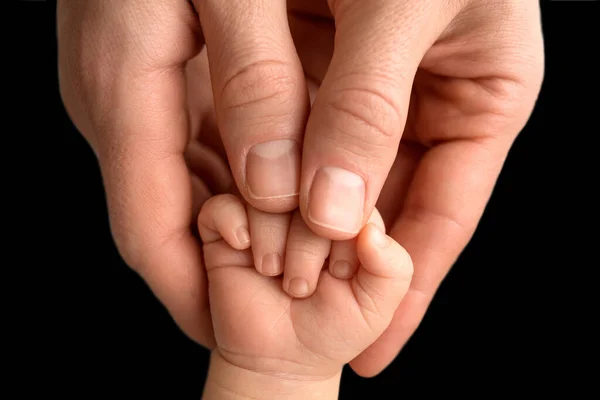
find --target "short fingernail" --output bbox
[308,167,365,234]
[247,139,300,199]
[331,260,354,279]
[288,277,309,297]
[236,227,250,245]
[262,253,282,276]
[370,223,389,248]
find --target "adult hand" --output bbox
[56,0,308,348]
[57,0,234,348]
[58,0,544,377]
[184,0,544,375]
[283,0,544,376]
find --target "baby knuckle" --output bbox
[202,242,225,269]
[203,241,253,270]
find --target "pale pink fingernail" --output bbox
[308,167,365,234]
[246,139,300,199]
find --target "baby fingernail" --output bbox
[331,260,354,279]
[308,167,365,234]
[247,139,300,199]
[288,277,309,297]
[262,253,282,276]
[236,227,250,245]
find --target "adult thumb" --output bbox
[299,0,450,239]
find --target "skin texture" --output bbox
[57,0,544,376]
[197,194,413,399]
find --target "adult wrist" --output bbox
[202,350,342,400]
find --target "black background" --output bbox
[10,0,598,398]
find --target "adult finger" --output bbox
[349,0,546,375]
[351,77,544,378]
[57,0,214,346]
[350,138,509,377]
[299,0,448,239]
[193,0,309,213]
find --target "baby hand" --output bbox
[243,192,391,299]
[198,194,413,380]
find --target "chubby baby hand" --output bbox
[198,194,413,379]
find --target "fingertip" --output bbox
[283,211,330,298]
[234,226,251,250]
[329,238,360,280]
[198,0,307,218]
[367,208,385,232]
[357,223,390,253]
[247,206,290,276]
[285,277,312,299]
[197,194,250,249]
[357,223,413,281]
[260,252,283,277]
[329,260,355,280]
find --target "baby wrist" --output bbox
[202,350,342,400]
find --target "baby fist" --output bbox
[198,194,413,379]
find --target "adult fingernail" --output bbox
[308,167,365,234]
[262,253,282,276]
[288,277,309,297]
[331,260,354,279]
[247,139,300,199]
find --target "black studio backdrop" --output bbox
[11,1,598,398]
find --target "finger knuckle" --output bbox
[286,239,329,262]
[323,84,402,156]
[203,241,252,270]
[196,197,214,225]
[331,85,402,137]
[58,57,95,141]
[219,59,298,111]
[320,123,393,164]
[203,192,234,212]
[202,241,228,270]
[108,201,186,276]
[59,83,89,141]
[109,222,142,270]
